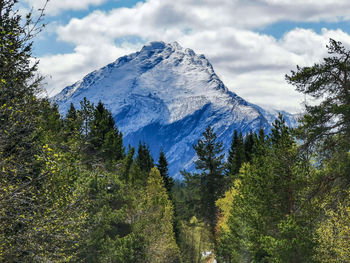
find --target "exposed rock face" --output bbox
[54,41,296,179]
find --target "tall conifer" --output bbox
[193,126,225,235]
[136,141,154,174]
[157,148,174,194]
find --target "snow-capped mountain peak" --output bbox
[54,41,295,178]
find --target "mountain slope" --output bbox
[54,41,295,179]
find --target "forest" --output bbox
[1,0,350,262]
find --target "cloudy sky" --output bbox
[21,0,350,113]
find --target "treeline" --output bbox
[211,39,350,262]
[2,75,182,261]
[1,1,180,261]
[1,1,350,262]
[2,74,181,260]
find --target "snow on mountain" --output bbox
[54,41,296,179]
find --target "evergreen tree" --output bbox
[270,114,296,214]
[87,101,124,165]
[286,41,350,261]
[102,128,124,163]
[315,190,350,263]
[135,141,154,174]
[0,0,44,181]
[216,116,314,262]
[177,171,203,221]
[78,169,145,263]
[122,146,135,182]
[193,126,225,235]
[157,148,174,194]
[37,100,64,147]
[64,103,82,138]
[89,101,114,150]
[40,101,62,134]
[237,131,246,165]
[226,130,246,183]
[244,131,255,162]
[286,38,350,152]
[215,185,240,263]
[133,168,181,263]
[0,1,54,260]
[226,130,239,175]
[258,127,265,143]
[79,97,94,139]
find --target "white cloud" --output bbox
[24,0,109,15]
[38,0,350,112]
[39,42,138,97]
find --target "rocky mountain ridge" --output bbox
[54,41,296,178]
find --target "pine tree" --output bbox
[0,2,87,260]
[226,130,246,183]
[122,146,135,182]
[135,141,154,174]
[87,101,124,165]
[244,131,255,162]
[0,0,44,181]
[217,116,314,262]
[286,41,350,263]
[271,114,296,214]
[236,131,246,168]
[38,100,64,145]
[193,126,225,235]
[258,128,265,142]
[64,103,82,137]
[79,97,94,139]
[226,130,239,175]
[133,168,181,262]
[286,39,350,151]
[315,191,350,263]
[40,101,62,133]
[78,169,145,263]
[0,0,49,259]
[89,101,113,149]
[157,148,174,195]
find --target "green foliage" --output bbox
[79,97,94,139]
[226,130,243,178]
[37,100,64,146]
[0,0,43,101]
[157,148,174,195]
[244,131,255,162]
[216,116,315,262]
[0,144,87,262]
[132,168,181,263]
[77,169,146,263]
[175,171,202,221]
[314,188,350,263]
[64,103,82,140]
[3,8,350,261]
[89,101,124,165]
[285,39,350,263]
[286,38,350,151]
[193,126,225,234]
[135,141,154,174]
[0,1,55,261]
[226,130,256,186]
[121,146,135,181]
[177,216,212,263]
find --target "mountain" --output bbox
[54,41,296,179]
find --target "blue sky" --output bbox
[32,0,146,56]
[22,0,350,112]
[259,20,350,39]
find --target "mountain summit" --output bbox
[54,41,295,178]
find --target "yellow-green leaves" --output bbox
[216,185,239,233]
[315,192,350,263]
